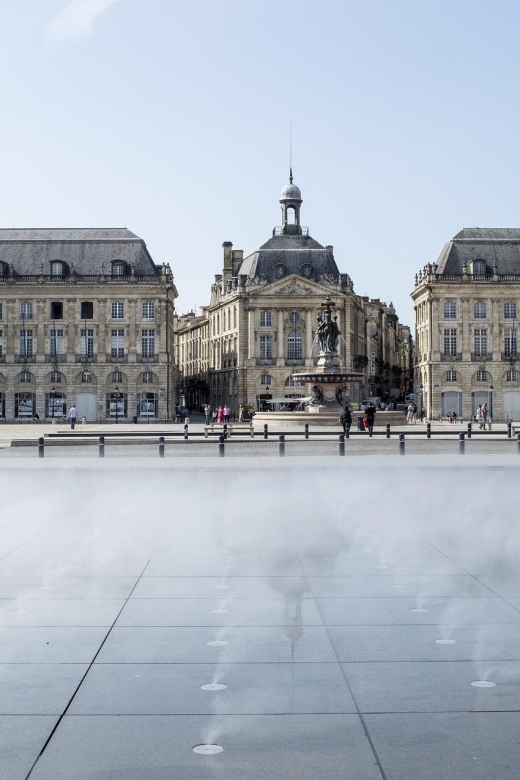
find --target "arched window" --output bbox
[446,370,457,382]
[111,261,126,277]
[260,374,272,385]
[50,371,63,383]
[287,207,296,225]
[50,261,65,277]
[81,371,92,383]
[476,370,488,382]
[20,371,33,383]
[142,371,154,384]
[287,330,303,360]
[289,311,300,325]
[112,370,123,383]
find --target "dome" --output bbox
[280,182,302,201]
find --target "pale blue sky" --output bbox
[2,1,520,326]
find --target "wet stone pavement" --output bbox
[0,458,519,779]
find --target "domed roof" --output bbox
[280,182,302,201]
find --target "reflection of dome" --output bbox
[280,183,302,201]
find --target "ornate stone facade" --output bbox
[412,228,520,420]
[0,228,177,422]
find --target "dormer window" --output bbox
[0,262,7,276]
[111,261,126,277]
[473,260,486,276]
[50,261,65,277]
[300,264,313,277]
[274,263,287,279]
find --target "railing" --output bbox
[440,353,462,361]
[107,355,127,363]
[471,353,491,362]
[75,355,96,363]
[0,274,164,285]
[503,352,518,361]
[45,354,66,363]
[15,354,35,363]
[138,355,156,363]
[273,226,310,236]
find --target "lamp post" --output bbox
[265,385,270,412]
[51,385,55,420]
[488,384,493,424]
[115,384,119,425]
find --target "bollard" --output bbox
[345,424,350,439]
[386,423,390,439]
[304,423,309,440]
[508,421,512,439]
[399,433,405,455]
[339,433,345,456]
[159,436,165,458]
[218,434,225,457]
[38,437,44,458]
[357,415,363,431]
[98,435,105,459]
[467,422,472,440]
[426,422,431,439]
[459,432,465,454]
[223,423,228,440]
[278,434,285,457]
[184,424,188,440]
[517,432,520,453]
[263,424,268,440]
[250,424,255,439]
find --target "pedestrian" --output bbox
[407,403,414,424]
[69,404,77,430]
[223,404,231,424]
[204,404,212,425]
[339,405,352,434]
[366,402,376,437]
[217,405,224,424]
[481,403,488,430]
[238,405,244,423]
[412,403,417,424]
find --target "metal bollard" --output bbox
[339,433,345,456]
[184,424,188,440]
[467,422,472,439]
[38,437,44,458]
[250,424,255,439]
[357,415,363,431]
[508,421,512,439]
[218,434,225,457]
[223,423,228,440]
[304,423,309,440]
[345,424,350,439]
[98,435,105,459]
[386,423,390,439]
[159,436,165,458]
[278,434,285,457]
[399,433,405,455]
[426,422,431,439]
[517,432,520,453]
[263,424,268,440]
[459,432,465,454]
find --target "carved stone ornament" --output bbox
[274,280,315,296]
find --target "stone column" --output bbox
[276,309,284,364]
[247,309,255,361]
[97,299,107,359]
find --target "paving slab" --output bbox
[0,716,57,780]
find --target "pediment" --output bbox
[250,275,333,298]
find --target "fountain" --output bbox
[254,296,364,428]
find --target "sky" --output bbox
[2,0,520,327]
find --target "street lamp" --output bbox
[115,384,119,425]
[265,385,270,411]
[488,384,493,425]
[51,385,55,420]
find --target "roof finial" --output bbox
[289,167,293,184]
[289,119,293,183]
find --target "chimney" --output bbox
[222,241,233,280]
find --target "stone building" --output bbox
[176,175,411,412]
[173,308,209,411]
[0,228,177,422]
[412,228,520,421]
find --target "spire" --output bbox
[289,167,293,184]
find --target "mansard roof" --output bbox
[0,228,159,275]
[436,228,520,275]
[238,232,340,285]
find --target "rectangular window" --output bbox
[20,302,33,320]
[110,329,125,358]
[0,303,3,320]
[473,261,486,275]
[504,302,517,319]
[81,328,94,358]
[505,328,517,357]
[443,302,457,319]
[51,302,63,320]
[443,328,457,355]
[446,370,457,382]
[111,302,124,319]
[474,328,488,356]
[476,370,488,381]
[260,311,272,327]
[50,328,64,356]
[506,370,518,382]
[142,302,155,320]
[81,301,94,319]
[141,329,155,358]
[474,302,487,319]
[20,329,33,357]
[259,335,272,359]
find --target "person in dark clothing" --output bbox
[365,402,376,436]
[340,406,352,434]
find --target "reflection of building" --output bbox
[412,228,520,420]
[0,228,177,422]
[175,175,411,412]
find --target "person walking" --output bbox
[476,404,484,430]
[407,403,414,424]
[238,405,244,423]
[339,406,352,435]
[69,404,77,430]
[481,403,488,430]
[223,404,231,424]
[217,405,224,424]
[204,404,212,425]
[366,402,376,437]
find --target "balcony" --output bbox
[138,355,156,363]
[15,354,35,364]
[471,353,491,362]
[256,358,275,366]
[75,355,97,363]
[502,352,518,362]
[45,354,66,363]
[440,353,462,362]
[107,354,127,363]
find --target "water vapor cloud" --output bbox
[47,0,122,43]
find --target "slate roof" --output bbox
[436,228,520,275]
[238,233,340,284]
[0,228,159,276]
